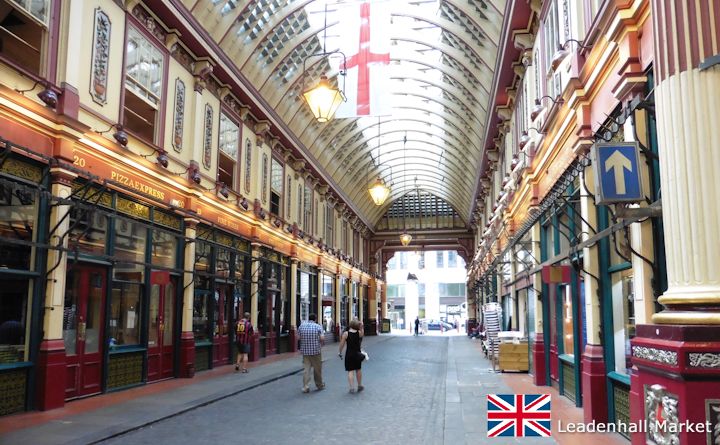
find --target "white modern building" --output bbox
[385,250,467,331]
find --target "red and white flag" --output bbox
[332,1,392,118]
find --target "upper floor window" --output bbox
[244,139,252,193]
[543,0,561,96]
[297,184,302,224]
[342,220,348,253]
[0,0,50,75]
[448,251,457,268]
[314,198,319,234]
[303,183,312,231]
[286,175,292,217]
[418,253,425,269]
[270,158,282,216]
[124,26,164,143]
[218,113,239,189]
[325,203,334,247]
[399,252,408,269]
[436,251,444,268]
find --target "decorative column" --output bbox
[630,4,720,445]
[379,281,387,324]
[366,277,378,335]
[249,244,261,361]
[36,168,76,410]
[179,218,198,377]
[530,224,546,386]
[289,259,298,352]
[579,167,607,423]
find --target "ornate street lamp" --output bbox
[368,177,390,206]
[399,232,413,246]
[302,75,346,123]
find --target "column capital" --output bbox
[50,167,78,186]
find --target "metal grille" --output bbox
[194,346,210,372]
[561,361,576,403]
[613,384,631,439]
[385,191,457,218]
[0,369,26,415]
[107,352,143,389]
[254,9,311,67]
[439,1,487,47]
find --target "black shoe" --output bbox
[235,364,239,372]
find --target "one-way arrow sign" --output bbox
[592,142,644,204]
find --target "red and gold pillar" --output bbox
[631,3,720,444]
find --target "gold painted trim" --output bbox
[652,311,720,325]
[657,295,720,305]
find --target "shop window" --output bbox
[612,269,635,374]
[0,279,29,363]
[216,247,231,278]
[69,209,107,256]
[193,284,211,341]
[194,241,211,273]
[123,26,164,143]
[109,282,142,346]
[218,113,239,189]
[270,158,282,215]
[0,183,37,270]
[0,0,49,75]
[325,203,333,248]
[113,218,147,281]
[561,285,574,357]
[150,229,177,268]
[299,272,310,321]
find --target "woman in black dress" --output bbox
[338,318,365,393]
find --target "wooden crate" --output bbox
[498,341,529,372]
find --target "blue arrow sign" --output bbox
[592,142,644,204]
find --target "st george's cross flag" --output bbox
[487,394,552,437]
[332,1,392,117]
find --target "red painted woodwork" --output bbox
[211,285,232,367]
[265,331,277,356]
[178,331,195,378]
[531,333,546,386]
[365,318,377,336]
[466,318,477,335]
[629,366,643,445]
[631,324,720,445]
[549,344,559,383]
[147,272,175,382]
[250,332,260,362]
[64,266,106,399]
[58,82,80,119]
[35,339,66,410]
[581,344,608,423]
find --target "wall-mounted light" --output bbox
[239,197,249,210]
[518,127,543,151]
[217,182,229,198]
[188,164,201,184]
[156,150,169,168]
[551,39,593,72]
[15,80,59,109]
[530,95,565,121]
[95,123,128,147]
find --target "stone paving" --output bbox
[0,334,615,445]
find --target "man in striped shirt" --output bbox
[235,312,253,373]
[298,313,325,393]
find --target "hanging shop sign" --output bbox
[591,142,644,204]
[72,146,187,208]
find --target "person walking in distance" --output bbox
[338,319,366,393]
[414,316,420,336]
[298,313,325,393]
[235,312,253,373]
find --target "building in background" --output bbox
[386,251,467,331]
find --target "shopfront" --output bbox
[63,181,185,393]
[296,263,317,326]
[257,248,290,356]
[192,226,250,371]
[0,155,46,415]
[320,273,336,341]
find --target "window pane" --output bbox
[562,285,574,357]
[69,209,107,256]
[151,229,177,268]
[0,279,29,363]
[195,241,211,273]
[109,282,142,346]
[163,281,174,346]
[0,184,36,270]
[271,159,283,191]
[218,114,239,157]
[125,27,163,105]
[85,272,103,353]
[148,284,160,347]
[612,270,635,374]
[193,289,211,341]
[114,218,146,281]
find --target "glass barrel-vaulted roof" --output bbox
[191,0,505,229]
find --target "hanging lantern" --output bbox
[368,177,390,206]
[399,232,413,246]
[302,75,345,123]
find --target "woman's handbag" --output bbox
[360,350,369,361]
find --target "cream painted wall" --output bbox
[73,0,125,125]
[162,59,196,165]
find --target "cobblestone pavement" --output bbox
[98,335,558,445]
